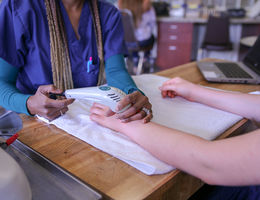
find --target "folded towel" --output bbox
[38,74,243,175]
[134,75,243,140]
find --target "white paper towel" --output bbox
[38,74,244,175]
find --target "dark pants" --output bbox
[190,185,260,200]
[132,35,155,66]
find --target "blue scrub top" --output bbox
[0,0,128,94]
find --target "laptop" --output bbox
[197,35,260,84]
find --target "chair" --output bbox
[200,14,233,58]
[120,9,154,75]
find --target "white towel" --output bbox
[38,74,243,175]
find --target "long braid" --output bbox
[89,0,105,85]
[45,0,104,90]
[45,0,74,91]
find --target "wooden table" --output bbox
[18,59,260,200]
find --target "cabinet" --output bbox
[156,22,194,69]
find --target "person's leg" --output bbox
[125,42,140,70]
[138,35,154,56]
[132,51,139,69]
[137,35,155,72]
[189,185,260,200]
[138,35,155,49]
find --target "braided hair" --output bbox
[44,0,105,91]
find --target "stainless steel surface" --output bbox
[0,109,103,200]
[0,110,12,120]
[0,109,22,134]
[7,140,102,200]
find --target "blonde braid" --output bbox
[45,0,105,90]
[45,0,74,91]
[89,0,105,85]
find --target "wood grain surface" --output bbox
[18,59,260,200]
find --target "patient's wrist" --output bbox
[190,84,204,102]
[118,120,144,138]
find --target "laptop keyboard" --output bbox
[215,63,253,79]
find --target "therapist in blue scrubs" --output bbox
[0,0,152,121]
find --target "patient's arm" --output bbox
[160,77,260,122]
[90,103,260,186]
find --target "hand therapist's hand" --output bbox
[27,85,74,120]
[160,77,197,101]
[116,91,153,123]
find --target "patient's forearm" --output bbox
[117,121,260,186]
[119,121,210,172]
[191,86,260,122]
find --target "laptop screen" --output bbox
[243,35,260,75]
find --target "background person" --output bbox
[118,0,157,69]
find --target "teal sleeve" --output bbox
[0,58,31,115]
[105,54,144,95]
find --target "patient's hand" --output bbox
[159,77,198,101]
[90,103,122,132]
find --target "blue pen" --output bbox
[87,57,93,73]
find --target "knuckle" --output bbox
[121,114,128,119]
[104,110,111,117]
[50,85,55,90]
[143,96,149,103]
[117,113,125,119]
[127,95,133,102]
[42,109,50,116]
[38,85,43,90]
[60,102,67,107]
[141,111,146,118]
[130,105,138,113]
[122,118,130,123]
[63,101,69,107]
[92,108,99,114]
[116,114,122,119]
[43,98,49,105]
[140,111,146,118]
[117,102,122,109]
[133,116,142,121]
